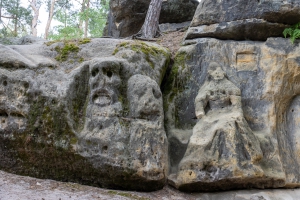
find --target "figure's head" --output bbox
[89,59,122,107]
[208,62,225,81]
[127,74,163,121]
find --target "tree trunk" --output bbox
[44,0,56,39]
[14,0,20,37]
[138,0,162,39]
[0,0,3,23]
[78,0,85,31]
[29,0,40,37]
[84,0,89,38]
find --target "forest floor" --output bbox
[157,30,186,58]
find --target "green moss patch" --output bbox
[55,42,80,62]
[163,51,191,101]
[78,38,91,45]
[161,50,193,128]
[112,41,170,69]
[46,38,91,62]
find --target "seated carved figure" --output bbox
[170,62,264,191]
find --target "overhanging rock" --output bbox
[185,0,300,40]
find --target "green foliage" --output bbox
[0,0,32,37]
[85,7,108,37]
[49,0,108,40]
[48,9,83,40]
[283,22,300,43]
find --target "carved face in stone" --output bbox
[127,74,163,120]
[208,62,225,81]
[205,62,231,107]
[89,60,121,107]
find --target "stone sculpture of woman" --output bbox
[170,62,264,191]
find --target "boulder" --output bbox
[185,0,300,40]
[159,21,191,33]
[104,0,198,38]
[163,37,300,191]
[0,37,170,191]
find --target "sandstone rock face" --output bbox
[0,38,170,191]
[164,37,300,191]
[186,0,300,40]
[104,0,198,37]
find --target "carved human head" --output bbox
[89,59,122,107]
[127,74,163,121]
[208,62,225,81]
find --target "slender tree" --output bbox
[84,0,90,38]
[0,0,3,23]
[44,0,56,39]
[44,0,70,39]
[29,0,40,36]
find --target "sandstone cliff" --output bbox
[1,0,300,194]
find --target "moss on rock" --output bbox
[113,41,170,69]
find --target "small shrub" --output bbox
[283,22,300,43]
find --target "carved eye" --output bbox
[91,68,99,77]
[3,80,7,86]
[24,82,29,89]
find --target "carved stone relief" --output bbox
[169,62,265,191]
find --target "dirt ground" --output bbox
[157,30,186,58]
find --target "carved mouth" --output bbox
[92,90,112,106]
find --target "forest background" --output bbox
[0,0,109,40]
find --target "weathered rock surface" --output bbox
[159,21,191,33]
[0,38,170,191]
[104,0,198,37]
[169,63,265,191]
[186,0,300,40]
[0,35,46,45]
[2,169,300,200]
[163,37,300,191]
[185,19,289,41]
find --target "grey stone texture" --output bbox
[0,38,170,191]
[3,169,300,200]
[159,21,191,33]
[2,0,300,194]
[104,0,198,37]
[185,19,289,41]
[186,0,300,40]
[169,63,265,192]
[163,37,300,191]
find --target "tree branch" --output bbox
[0,20,14,33]
[53,1,69,15]
[0,15,17,19]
